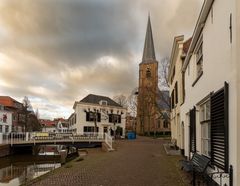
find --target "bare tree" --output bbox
[159,57,170,90]
[127,87,138,117]
[23,96,32,110]
[35,108,39,119]
[22,96,41,132]
[113,95,128,108]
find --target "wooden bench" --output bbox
[180,153,210,185]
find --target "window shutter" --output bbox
[190,107,196,153]
[119,115,121,123]
[97,113,101,122]
[109,114,112,123]
[86,112,89,121]
[210,82,229,172]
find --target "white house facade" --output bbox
[168,35,191,154]
[0,106,12,134]
[72,94,126,137]
[179,0,240,185]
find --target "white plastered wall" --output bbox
[181,0,238,184]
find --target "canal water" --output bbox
[0,145,71,186]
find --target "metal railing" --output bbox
[0,132,105,145]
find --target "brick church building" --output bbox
[136,16,170,136]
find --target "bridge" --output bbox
[0,132,113,151]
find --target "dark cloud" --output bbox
[0,0,203,119]
[0,0,139,66]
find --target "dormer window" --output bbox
[99,100,108,106]
[146,68,151,78]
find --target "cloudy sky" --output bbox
[0,0,203,119]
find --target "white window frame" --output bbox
[194,35,203,79]
[200,99,211,157]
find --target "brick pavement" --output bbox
[30,136,190,186]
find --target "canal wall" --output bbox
[0,144,10,157]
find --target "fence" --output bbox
[0,132,105,146]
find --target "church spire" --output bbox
[142,15,156,62]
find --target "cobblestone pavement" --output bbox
[30,136,190,186]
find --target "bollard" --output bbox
[26,132,29,141]
[0,133,3,144]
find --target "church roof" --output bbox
[142,16,156,63]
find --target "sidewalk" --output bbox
[30,136,190,186]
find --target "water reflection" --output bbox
[0,145,66,186]
[0,163,61,186]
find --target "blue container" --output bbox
[127,132,136,140]
[132,132,136,139]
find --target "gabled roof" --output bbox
[39,119,55,127]
[142,16,156,63]
[79,94,122,107]
[0,96,22,108]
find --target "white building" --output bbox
[168,36,191,154]
[72,94,127,137]
[56,119,69,133]
[176,0,240,185]
[39,119,56,133]
[0,105,12,134]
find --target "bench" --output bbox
[180,153,210,185]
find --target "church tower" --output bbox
[136,16,159,135]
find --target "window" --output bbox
[196,38,203,78]
[83,126,99,133]
[175,82,178,104]
[171,90,175,109]
[5,125,9,133]
[3,114,7,123]
[200,100,211,157]
[163,120,168,128]
[86,112,101,122]
[192,36,203,87]
[100,100,108,106]
[13,114,17,121]
[108,114,121,123]
[146,68,151,78]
